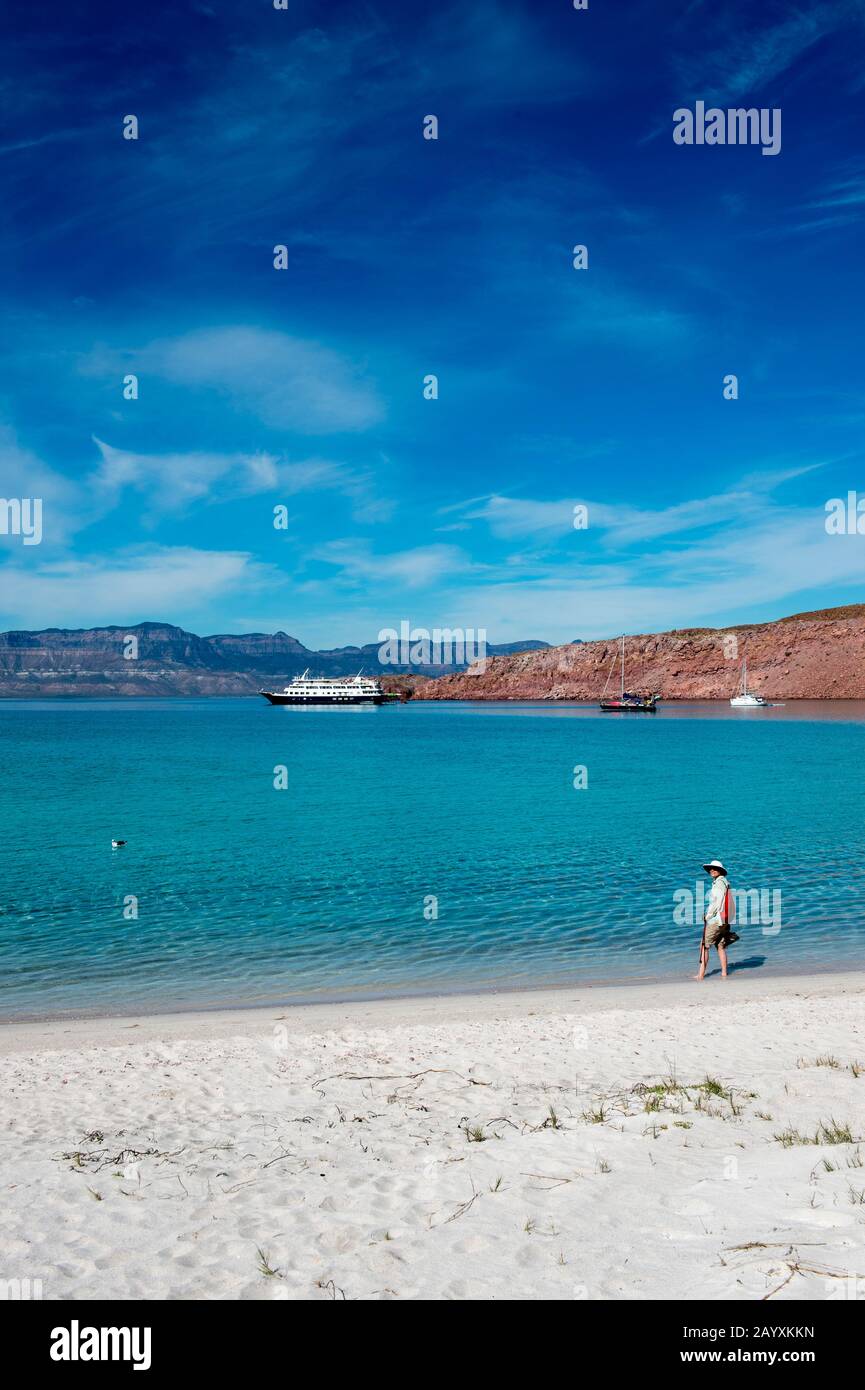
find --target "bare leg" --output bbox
[717,942,728,978]
[694,940,707,981]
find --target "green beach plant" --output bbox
[257,1247,281,1278]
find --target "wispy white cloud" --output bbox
[82,326,384,435]
[0,547,270,629]
[671,1,863,103]
[90,438,259,515]
[763,162,865,237]
[459,486,762,546]
[809,167,865,211]
[441,495,865,643]
[562,283,694,348]
[462,496,576,540]
[89,438,390,524]
[443,529,865,644]
[312,540,470,589]
[0,424,86,547]
[420,465,865,642]
[458,464,833,548]
[641,1,865,147]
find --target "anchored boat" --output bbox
[260,670,390,706]
[730,658,769,708]
[599,636,659,712]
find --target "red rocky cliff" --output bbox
[416,607,865,702]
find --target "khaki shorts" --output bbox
[703,922,728,949]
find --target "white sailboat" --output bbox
[599,636,658,711]
[730,658,769,707]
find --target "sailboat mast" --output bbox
[742,657,747,696]
[620,635,625,697]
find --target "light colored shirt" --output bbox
[704,875,729,927]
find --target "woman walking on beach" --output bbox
[696,859,737,981]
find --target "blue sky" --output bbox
[1,0,864,646]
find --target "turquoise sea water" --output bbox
[1,698,863,1019]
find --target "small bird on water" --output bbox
[111,839,127,848]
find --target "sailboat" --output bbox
[599,636,659,711]
[730,658,769,707]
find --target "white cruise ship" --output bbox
[260,670,389,706]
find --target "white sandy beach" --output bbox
[1,971,864,1301]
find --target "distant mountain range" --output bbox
[3,607,861,699]
[0,623,551,697]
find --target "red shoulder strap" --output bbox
[723,884,734,924]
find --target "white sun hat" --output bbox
[702,859,728,874]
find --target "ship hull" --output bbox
[260,691,385,706]
[599,700,658,712]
